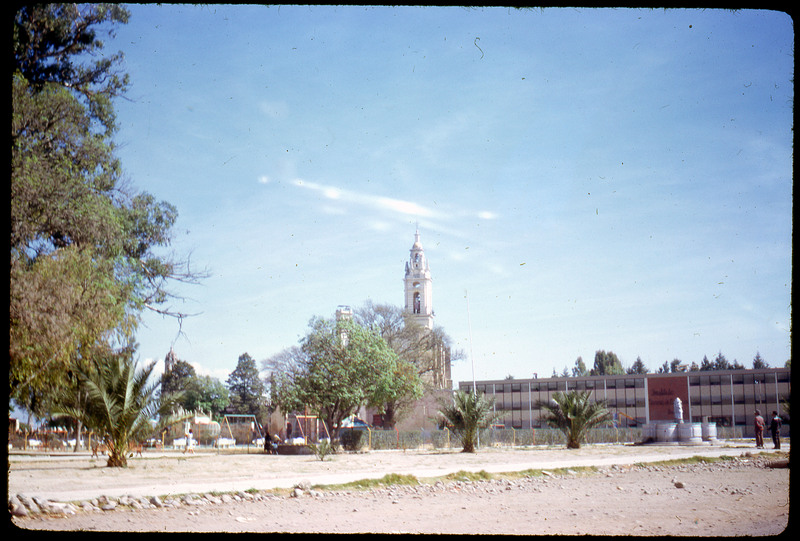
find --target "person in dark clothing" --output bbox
[769,411,782,450]
[753,410,765,449]
[263,429,277,454]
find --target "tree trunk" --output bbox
[106,441,128,467]
[382,403,397,429]
[73,420,83,452]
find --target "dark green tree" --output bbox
[710,351,744,371]
[627,356,649,374]
[572,356,589,377]
[187,376,230,420]
[53,350,187,467]
[752,352,769,369]
[590,350,624,376]
[11,4,206,412]
[226,353,266,416]
[435,390,503,453]
[536,390,612,449]
[266,316,420,437]
[161,359,197,398]
[352,301,455,427]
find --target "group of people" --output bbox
[753,410,782,449]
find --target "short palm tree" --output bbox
[55,352,187,467]
[436,390,504,453]
[537,390,611,449]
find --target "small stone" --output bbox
[9,503,28,517]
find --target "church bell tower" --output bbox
[404,229,434,329]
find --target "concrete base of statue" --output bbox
[641,419,718,445]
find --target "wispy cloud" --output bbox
[291,178,441,219]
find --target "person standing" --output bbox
[753,410,765,449]
[769,411,782,450]
[184,429,195,454]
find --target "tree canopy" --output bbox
[266,315,421,436]
[352,301,456,426]
[53,350,186,467]
[10,4,205,413]
[226,353,266,417]
[436,390,503,453]
[537,390,611,449]
[590,350,624,376]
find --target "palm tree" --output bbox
[537,390,611,449]
[436,390,504,453]
[54,351,187,467]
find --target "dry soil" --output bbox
[8,442,790,535]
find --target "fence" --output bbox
[359,425,747,451]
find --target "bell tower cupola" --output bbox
[404,229,434,329]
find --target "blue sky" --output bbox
[109,6,793,385]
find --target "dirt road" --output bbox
[9,442,790,535]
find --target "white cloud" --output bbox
[291,178,440,219]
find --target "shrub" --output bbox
[339,429,365,452]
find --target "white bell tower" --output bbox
[404,229,434,329]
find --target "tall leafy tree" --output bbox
[627,356,649,374]
[11,4,205,411]
[266,316,420,437]
[352,301,455,427]
[226,353,266,416]
[537,390,612,449]
[161,359,197,398]
[187,376,230,420]
[436,390,503,453]
[590,350,624,376]
[53,350,186,467]
[572,356,588,377]
[752,352,769,369]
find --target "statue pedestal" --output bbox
[641,420,716,445]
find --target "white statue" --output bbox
[673,397,683,423]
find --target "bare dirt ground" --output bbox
[8,442,790,535]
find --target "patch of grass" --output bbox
[503,466,598,479]
[443,470,493,482]
[342,473,421,490]
[634,453,779,469]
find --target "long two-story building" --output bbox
[459,367,790,438]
